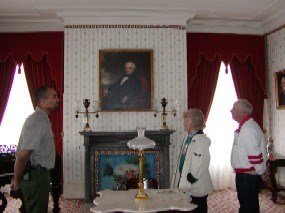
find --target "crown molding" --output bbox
[187,20,264,35]
[262,8,285,34]
[0,21,64,32]
[187,7,285,35]
[1,6,284,34]
[56,9,195,26]
[0,7,195,32]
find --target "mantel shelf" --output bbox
[80,129,175,136]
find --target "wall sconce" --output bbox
[153,97,178,131]
[75,99,101,132]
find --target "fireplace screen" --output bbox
[94,150,159,191]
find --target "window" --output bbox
[0,64,34,152]
[205,62,238,189]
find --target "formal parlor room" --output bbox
[1,0,285,212]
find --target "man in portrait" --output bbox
[102,61,145,110]
[279,76,285,105]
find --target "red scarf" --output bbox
[235,115,251,133]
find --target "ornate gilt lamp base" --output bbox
[135,149,149,200]
[135,190,149,200]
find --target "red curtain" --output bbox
[0,32,64,153]
[230,56,266,127]
[23,55,63,153]
[188,54,221,120]
[0,32,64,91]
[187,33,266,127]
[0,56,16,125]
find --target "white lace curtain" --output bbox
[205,63,237,190]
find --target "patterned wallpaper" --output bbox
[62,24,285,198]
[63,25,188,197]
[265,27,285,185]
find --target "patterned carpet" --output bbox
[208,189,285,213]
[1,189,285,212]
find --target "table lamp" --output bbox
[127,128,155,200]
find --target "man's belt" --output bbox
[30,164,49,171]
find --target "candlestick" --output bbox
[75,99,100,132]
[154,97,178,130]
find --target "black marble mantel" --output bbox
[80,130,175,202]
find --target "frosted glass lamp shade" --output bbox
[127,128,155,150]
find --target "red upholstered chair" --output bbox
[138,76,148,95]
[127,76,150,109]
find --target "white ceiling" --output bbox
[0,0,285,34]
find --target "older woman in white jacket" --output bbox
[172,108,213,212]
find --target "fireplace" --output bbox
[80,130,174,202]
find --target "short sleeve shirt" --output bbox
[16,107,55,170]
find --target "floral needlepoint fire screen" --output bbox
[94,150,159,191]
[99,49,154,112]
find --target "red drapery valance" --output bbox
[187,33,266,94]
[0,32,64,93]
[187,33,266,128]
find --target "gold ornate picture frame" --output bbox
[275,70,285,109]
[99,49,153,111]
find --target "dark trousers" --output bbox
[21,170,51,213]
[191,195,208,213]
[236,173,260,213]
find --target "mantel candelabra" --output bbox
[75,99,100,132]
[154,97,178,131]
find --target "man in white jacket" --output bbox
[172,109,213,212]
[230,99,267,213]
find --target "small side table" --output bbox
[268,154,285,203]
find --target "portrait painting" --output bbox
[275,70,285,109]
[94,150,159,191]
[99,49,153,111]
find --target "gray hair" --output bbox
[125,61,136,69]
[237,99,253,114]
[183,108,206,130]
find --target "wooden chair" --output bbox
[0,153,25,212]
[126,178,159,190]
